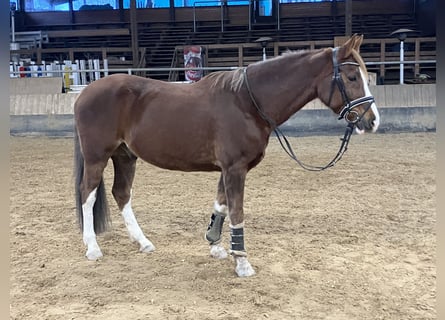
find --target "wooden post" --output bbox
[380,41,386,79]
[130,0,139,68]
[118,0,125,22]
[69,0,74,24]
[101,48,108,61]
[345,0,352,36]
[169,0,175,24]
[414,38,420,76]
[36,47,42,64]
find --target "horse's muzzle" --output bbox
[338,96,379,134]
[355,102,380,134]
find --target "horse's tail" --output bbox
[74,125,110,234]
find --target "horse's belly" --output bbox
[145,157,220,172]
[127,134,220,172]
[140,153,220,172]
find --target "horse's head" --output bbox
[318,34,380,134]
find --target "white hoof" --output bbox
[210,243,228,259]
[86,247,103,261]
[140,245,155,253]
[140,240,156,253]
[234,256,255,277]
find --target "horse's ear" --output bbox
[352,34,363,53]
[338,34,363,58]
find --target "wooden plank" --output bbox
[47,29,130,38]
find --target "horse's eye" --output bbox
[347,75,357,81]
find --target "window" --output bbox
[10,1,19,11]
[280,0,333,3]
[22,0,333,12]
[122,0,170,8]
[24,0,121,11]
[24,0,54,11]
[73,0,119,10]
[258,0,272,16]
[227,0,249,5]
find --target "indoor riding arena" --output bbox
[10,0,436,319]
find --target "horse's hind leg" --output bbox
[80,161,109,261]
[206,173,228,259]
[111,144,155,253]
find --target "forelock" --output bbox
[351,49,368,79]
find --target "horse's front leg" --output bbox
[223,166,255,277]
[206,174,229,259]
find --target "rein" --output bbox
[242,48,374,172]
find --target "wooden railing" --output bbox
[172,37,436,83]
[10,37,436,84]
[11,31,49,49]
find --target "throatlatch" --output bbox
[205,210,226,244]
[230,226,247,256]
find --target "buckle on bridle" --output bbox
[338,96,375,123]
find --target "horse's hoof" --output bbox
[140,241,155,253]
[234,256,256,277]
[210,243,228,259]
[86,249,103,261]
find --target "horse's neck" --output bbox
[247,50,328,126]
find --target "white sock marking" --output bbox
[214,201,228,214]
[82,188,103,260]
[210,243,228,259]
[234,256,255,277]
[229,222,244,229]
[122,193,155,253]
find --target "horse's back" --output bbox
[75,74,149,113]
[74,74,159,132]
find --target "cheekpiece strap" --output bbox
[332,47,340,80]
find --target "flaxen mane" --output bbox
[204,50,313,92]
[205,68,245,92]
[204,47,367,92]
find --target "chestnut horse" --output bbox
[74,35,379,277]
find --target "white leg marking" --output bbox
[234,256,255,277]
[82,188,103,260]
[360,68,380,132]
[210,243,228,259]
[214,200,228,214]
[122,195,155,253]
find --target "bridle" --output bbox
[329,47,375,125]
[243,47,375,171]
